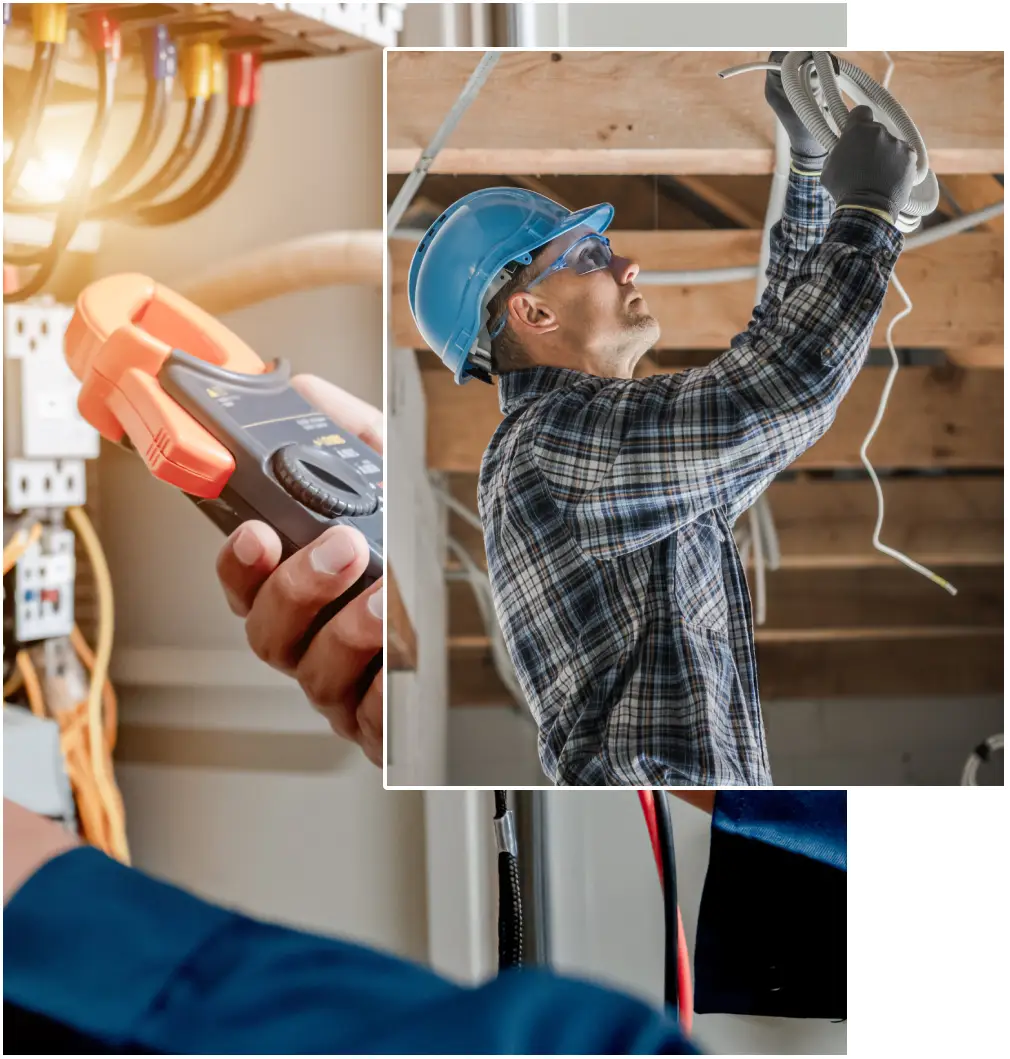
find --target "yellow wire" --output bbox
[3,521,43,575]
[66,506,130,864]
[15,650,47,719]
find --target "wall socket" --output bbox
[5,458,87,512]
[3,302,99,461]
[14,529,76,642]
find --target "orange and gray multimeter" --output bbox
[65,273,383,629]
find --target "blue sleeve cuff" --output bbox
[4,846,235,1045]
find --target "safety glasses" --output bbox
[488,233,613,340]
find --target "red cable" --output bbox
[637,790,693,1034]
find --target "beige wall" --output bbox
[91,51,428,962]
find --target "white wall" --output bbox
[543,791,847,1055]
[89,52,429,962]
[449,695,1005,787]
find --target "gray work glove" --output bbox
[764,50,828,171]
[820,105,917,225]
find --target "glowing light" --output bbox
[17,148,77,200]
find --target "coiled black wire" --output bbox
[3,42,57,200]
[653,790,680,1018]
[4,45,115,302]
[494,789,523,971]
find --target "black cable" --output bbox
[653,790,680,1018]
[3,42,58,200]
[4,47,115,302]
[494,790,523,972]
[94,95,214,217]
[131,102,254,226]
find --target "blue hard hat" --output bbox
[407,187,614,384]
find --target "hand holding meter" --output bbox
[64,273,383,641]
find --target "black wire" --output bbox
[653,790,680,1019]
[131,102,254,226]
[3,42,57,200]
[494,790,523,971]
[94,95,214,217]
[4,48,115,302]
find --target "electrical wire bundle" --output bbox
[638,790,693,1032]
[2,508,129,864]
[3,5,262,303]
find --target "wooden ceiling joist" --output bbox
[387,566,417,672]
[388,51,1004,175]
[391,230,1004,353]
[443,475,1004,572]
[422,365,1004,473]
[449,630,1004,705]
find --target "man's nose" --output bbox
[611,255,639,285]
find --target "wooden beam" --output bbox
[444,475,1004,571]
[669,176,764,228]
[448,566,1002,640]
[422,366,1004,473]
[947,346,1004,369]
[449,630,1004,704]
[387,566,417,672]
[391,230,1004,352]
[939,175,1004,233]
[388,51,1004,175]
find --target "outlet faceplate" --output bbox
[3,303,99,460]
[5,458,87,512]
[14,529,76,642]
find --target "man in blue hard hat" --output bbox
[409,61,917,786]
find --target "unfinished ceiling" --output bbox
[386,50,1004,705]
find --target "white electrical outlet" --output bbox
[14,529,76,642]
[5,458,87,512]
[3,303,99,460]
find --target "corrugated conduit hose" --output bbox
[720,51,939,233]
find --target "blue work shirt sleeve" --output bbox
[693,790,846,1020]
[4,846,698,1055]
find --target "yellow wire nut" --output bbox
[211,43,226,96]
[181,40,215,100]
[32,3,68,44]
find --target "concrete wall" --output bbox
[90,51,428,961]
[543,791,846,1055]
[449,696,1005,787]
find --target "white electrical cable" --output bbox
[960,732,1003,786]
[719,52,940,233]
[748,504,767,625]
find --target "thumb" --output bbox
[290,374,384,456]
[844,104,875,128]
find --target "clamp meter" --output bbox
[64,273,383,630]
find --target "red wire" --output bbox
[637,790,693,1034]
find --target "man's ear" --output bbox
[509,291,558,338]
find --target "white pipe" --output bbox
[469,2,489,47]
[440,3,458,47]
[387,51,501,233]
[174,230,384,315]
[512,2,538,47]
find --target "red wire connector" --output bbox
[85,9,121,61]
[228,50,262,107]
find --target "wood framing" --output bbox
[391,230,1004,352]
[448,630,1004,703]
[422,366,1004,473]
[388,51,1004,175]
[387,565,418,672]
[443,474,1004,571]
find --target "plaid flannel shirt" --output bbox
[477,171,904,786]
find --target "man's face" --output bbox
[514,225,661,372]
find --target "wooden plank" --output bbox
[448,566,1002,639]
[940,176,1004,233]
[947,346,1003,369]
[448,631,1004,705]
[444,475,1004,570]
[391,230,1004,352]
[387,566,417,672]
[422,365,1004,472]
[670,176,764,228]
[388,51,1004,175]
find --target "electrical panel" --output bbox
[13,527,76,642]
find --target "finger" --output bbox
[295,581,383,718]
[846,104,874,126]
[244,525,371,672]
[291,374,384,456]
[216,521,284,617]
[355,670,383,767]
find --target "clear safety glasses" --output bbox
[488,233,613,340]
